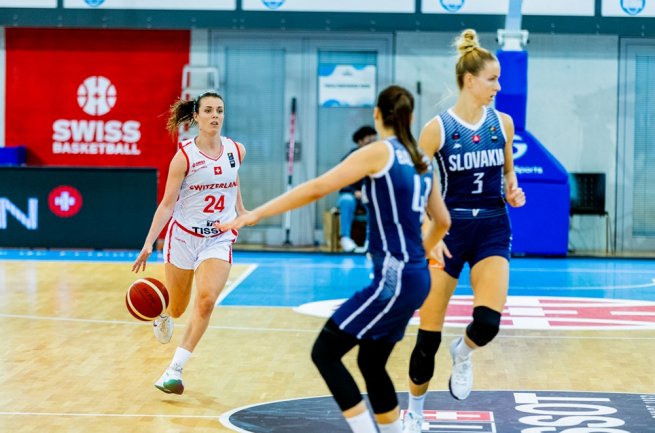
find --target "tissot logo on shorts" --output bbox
[221,391,654,432]
[51,76,142,156]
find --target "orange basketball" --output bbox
[125,277,169,321]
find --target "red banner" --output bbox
[5,28,190,198]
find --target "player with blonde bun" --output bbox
[402,29,526,433]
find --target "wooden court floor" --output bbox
[0,258,654,432]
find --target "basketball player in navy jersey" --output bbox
[217,85,450,433]
[132,92,248,395]
[402,29,526,433]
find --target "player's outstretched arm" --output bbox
[216,141,391,232]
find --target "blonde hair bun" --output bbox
[456,29,479,56]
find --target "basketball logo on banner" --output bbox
[261,0,286,10]
[440,0,465,13]
[621,0,645,15]
[77,76,117,116]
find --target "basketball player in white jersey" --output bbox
[132,91,248,395]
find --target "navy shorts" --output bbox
[331,255,430,343]
[443,208,512,279]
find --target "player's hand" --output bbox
[506,185,526,208]
[427,240,451,270]
[215,212,260,231]
[132,244,153,273]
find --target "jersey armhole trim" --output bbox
[370,140,395,179]
[436,115,446,153]
[494,109,509,142]
[178,145,191,176]
[233,139,243,164]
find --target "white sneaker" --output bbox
[154,366,184,395]
[340,236,357,252]
[448,337,473,400]
[153,315,173,344]
[402,411,424,433]
[353,240,368,254]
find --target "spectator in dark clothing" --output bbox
[338,126,377,252]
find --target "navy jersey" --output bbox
[435,107,507,209]
[331,137,433,342]
[362,137,433,265]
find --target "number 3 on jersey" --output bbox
[472,172,484,194]
[203,194,225,213]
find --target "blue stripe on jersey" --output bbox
[363,138,433,265]
[436,107,507,209]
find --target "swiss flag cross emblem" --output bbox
[214,166,222,175]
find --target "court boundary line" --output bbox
[0,312,654,340]
[0,411,220,419]
[216,263,258,306]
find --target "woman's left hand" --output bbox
[506,185,526,208]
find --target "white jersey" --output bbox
[172,136,242,238]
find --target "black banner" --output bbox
[0,166,156,249]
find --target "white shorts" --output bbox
[163,220,237,270]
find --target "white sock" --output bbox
[345,410,378,433]
[407,391,426,416]
[455,337,474,359]
[378,418,402,433]
[169,347,192,371]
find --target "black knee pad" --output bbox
[409,330,442,385]
[466,306,501,347]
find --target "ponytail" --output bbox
[166,91,223,135]
[376,85,428,174]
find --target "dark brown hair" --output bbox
[376,85,428,174]
[454,29,497,90]
[166,91,223,134]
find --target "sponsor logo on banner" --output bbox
[621,0,646,15]
[440,0,465,13]
[52,76,142,157]
[84,0,105,6]
[261,0,285,9]
[512,134,528,160]
[0,198,38,230]
[294,295,655,330]
[48,185,83,218]
[221,391,655,432]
